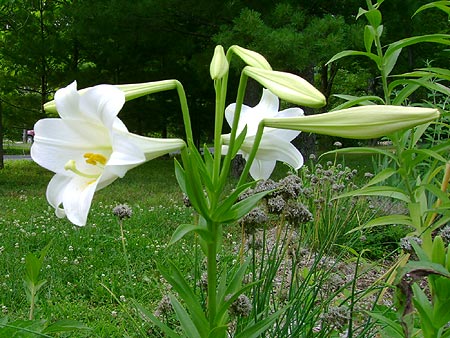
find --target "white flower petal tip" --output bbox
[32,82,185,226]
[223,89,304,180]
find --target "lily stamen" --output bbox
[64,160,100,179]
[84,153,107,168]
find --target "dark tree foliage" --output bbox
[0,0,448,156]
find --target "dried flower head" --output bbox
[228,294,252,317]
[277,174,303,199]
[399,236,422,253]
[283,201,313,225]
[267,194,286,214]
[154,295,173,318]
[112,204,133,219]
[239,207,269,234]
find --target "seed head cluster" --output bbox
[112,204,133,220]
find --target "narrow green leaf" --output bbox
[414,1,450,16]
[367,312,404,337]
[169,223,212,245]
[346,214,413,234]
[158,262,209,336]
[132,301,179,338]
[211,181,256,222]
[208,326,228,338]
[216,189,273,223]
[42,320,90,334]
[364,167,397,187]
[332,94,384,110]
[364,25,375,52]
[169,294,202,338]
[385,34,450,60]
[321,146,398,162]
[382,47,402,77]
[235,308,285,338]
[326,50,381,66]
[335,186,411,203]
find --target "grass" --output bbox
[1,141,32,155]
[0,158,200,336]
[0,154,405,336]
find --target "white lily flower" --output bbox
[223,89,304,180]
[31,81,185,226]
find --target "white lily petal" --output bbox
[224,89,304,180]
[242,135,303,169]
[46,174,71,218]
[249,158,276,181]
[253,89,279,117]
[31,119,110,174]
[119,131,185,160]
[54,81,80,120]
[62,176,99,226]
[33,81,186,226]
[79,85,125,129]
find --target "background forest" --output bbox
[0,0,449,151]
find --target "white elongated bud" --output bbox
[244,66,326,108]
[229,45,272,70]
[210,45,229,80]
[263,105,440,138]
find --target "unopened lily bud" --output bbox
[263,105,440,139]
[244,67,326,108]
[210,45,229,80]
[229,45,272,70]
[44,80,182,113]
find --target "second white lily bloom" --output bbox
[222,89,304,180]
[31,81,185,226]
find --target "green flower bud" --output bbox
[244,66,326,108]
[210,45,229,80]
[263,105,440,139]
[229,45,272,70]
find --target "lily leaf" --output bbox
[169,294,203,338]
[169,223,213,245]
[346,214,413,234]
[326,50,381,67]
[334,186,411,203]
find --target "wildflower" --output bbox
[267,195,286,214]
[333,141,343,148]
[239,207,269,234]
[277,174,303,199]
[113,204,133,220]
[228,294,252,317]
[154,295,173,318]
[400,236,422,253]
[283,201,313,225]
[31,81,185,226]
[222,89,304,180]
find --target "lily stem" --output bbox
[206,223,218,329]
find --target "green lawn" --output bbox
[0,154,396,337]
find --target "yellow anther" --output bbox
[84,153,107,166]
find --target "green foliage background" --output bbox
[0,0,448,144]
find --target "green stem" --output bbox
[119,219,135,298]
[237,122,265,187]
[374,32,390,105]
[219,72,249,189]
[174,81,194,144]
[206,223,218,328]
